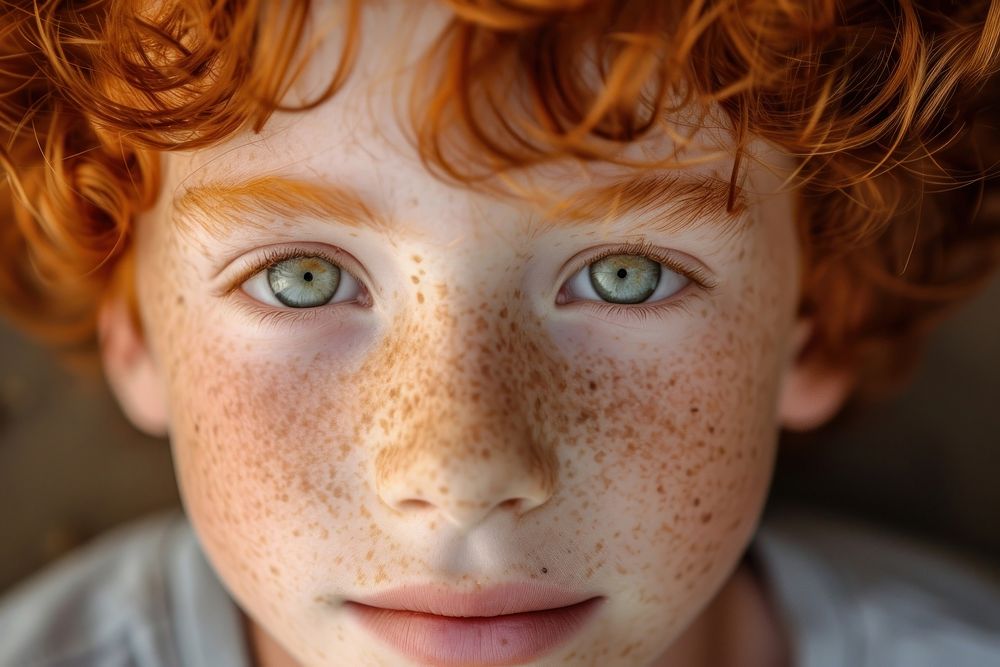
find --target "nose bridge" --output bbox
[372,300,558,531]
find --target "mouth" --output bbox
[343,583,605,665]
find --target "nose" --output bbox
[377,443,556,531]
[371,312,558,533]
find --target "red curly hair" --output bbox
[1,0,999,395]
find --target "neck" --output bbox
[656,559,791,667]
[242,612,300,667]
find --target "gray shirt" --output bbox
[1,509,998,666]
[0,513,248,667]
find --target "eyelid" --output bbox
[216,243,371,299]
[560,239,719,292]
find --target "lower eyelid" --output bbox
[228,297,326,328]
[570,281,697,308]
[587,297,696,321]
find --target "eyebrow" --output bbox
[172,172,746,239]
[173,175,389,239]
[539,172,747,235]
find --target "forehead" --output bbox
[163,1,787,246]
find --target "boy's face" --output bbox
[117,5,813,666]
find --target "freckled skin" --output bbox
[132,5,800,667]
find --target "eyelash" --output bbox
[226,246,364,327]
[226,241,715,324]
[562,239,716,322]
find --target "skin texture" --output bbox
[105,3,836,666]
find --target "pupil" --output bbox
[303,272,313,282]
[617,268,628,279]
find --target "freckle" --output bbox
[410,275,420,284]
[588,380,597,391]
[366,549,374,561]
[499,306,508,318]
[656,484,665,494]
[700,512,713,524]
[412,254,422,263]
[176,295,184,305]
[693,497,701,507]
[438,485,449,495]
[416,292,424,304]
[480,447,491,460]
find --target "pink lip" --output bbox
[344,583,604,665]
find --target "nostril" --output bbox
[499,498,521,511]
[394,497,526,518]
[396,499,434,511]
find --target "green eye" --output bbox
[267,256,341,308]
[240,250,364,312]
[562,250,692,311]
[588,254,662,304]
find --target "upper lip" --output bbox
[347,583,600,617]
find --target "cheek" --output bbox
[540,309,780,593]
[166,325,368,541]
[530,232,794,632]
[136,249,372,609]
[163,331,385,631]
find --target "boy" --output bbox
[1,1,999,666]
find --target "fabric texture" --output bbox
[0,511,248,667]
[753,510,1000,667]
[0,508,998,666]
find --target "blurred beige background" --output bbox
[1,274,998,594]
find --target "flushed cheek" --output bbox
[562,349,773,542]
[161,318,381,608]
[546,312,781,606]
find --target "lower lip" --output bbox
[345,597,604,665]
